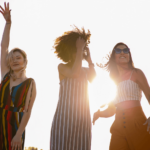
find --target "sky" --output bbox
[1,0,150,149]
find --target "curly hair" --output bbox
[98,42,135,83]
[53,26,91,62]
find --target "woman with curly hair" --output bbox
[0,2,36,150]
[93,42,150,150]
[50,27,96,150]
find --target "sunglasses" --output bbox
[114,48,130,54]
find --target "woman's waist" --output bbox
[115,105,145,119]
[0,107,24,124]
[115,100,141,110]
[0,105,25,112]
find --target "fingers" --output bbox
[0,10,4,15]
[92,121,95,125]
[15,144,18,150]
[84,46,89,51]
[11,142,16,150]
[143,120,148,125]
[77,36,85,43]
[17,144,22,150]
[7,2,9,10]
[0,2,10,12]
[100,104,106,108]
[11,143,21,150]
[92,118,95,125]
[4,2,6,10]
[92,113,97,125]
[76,36,86,51]
[20,144,22,150]
[143,119,150,134]
[147,124,150,133]
[0,5,4,12]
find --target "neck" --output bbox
[117,63,131,76]
[67,60,75,67]
[12,70,25,79]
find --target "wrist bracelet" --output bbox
[89,63,95,67]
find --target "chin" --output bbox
[120,62,128,64]
[11,67,23,72]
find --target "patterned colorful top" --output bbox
[0,72,33,150]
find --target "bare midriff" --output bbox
[116,100,141,110]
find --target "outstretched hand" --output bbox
[92,109,100,125]
[143,117,150,134]
[0,2,11,23]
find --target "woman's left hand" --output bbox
[143,117,150,134]
[83,46,92,64]
[11,134,22,150]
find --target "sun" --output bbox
[88,69,117,114]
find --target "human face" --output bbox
[9,51,26,72]
[114,45,130,65]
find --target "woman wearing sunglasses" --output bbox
[93,42,150,150]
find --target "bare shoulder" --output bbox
[133,68,147,82]
[134,68,145,77]
[58,63,67,71]
[32,79,36,87]
[29,78,36,92]
[58,63,66,81]
[30,78,37,98]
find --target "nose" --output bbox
[120,50,124,54]
[12,58,17,62]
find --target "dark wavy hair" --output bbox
[53,26,91,63]
[98,42,135,83]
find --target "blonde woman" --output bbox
[0,2,36,150]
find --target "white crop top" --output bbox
[114,70,142,104]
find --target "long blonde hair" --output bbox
[6,48,28,80]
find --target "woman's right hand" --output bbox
[92,109,101,125]
[0,2,11,23]
[76,37,86,52]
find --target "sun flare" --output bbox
[89,70,117,113]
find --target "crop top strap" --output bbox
[129,69,134,80]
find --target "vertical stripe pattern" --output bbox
[0,73,32,150]
[50,72,91,150]
[114,80,142,104]
[114,70,142,104]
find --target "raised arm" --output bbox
[83,46,96,82]
[58,37,86,78]
[0,2,11,79]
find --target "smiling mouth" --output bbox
[13,64,19,66]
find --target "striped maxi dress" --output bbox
[0,73,33,150]
[50,69,91,150]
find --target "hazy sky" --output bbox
[1,0,150,149]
